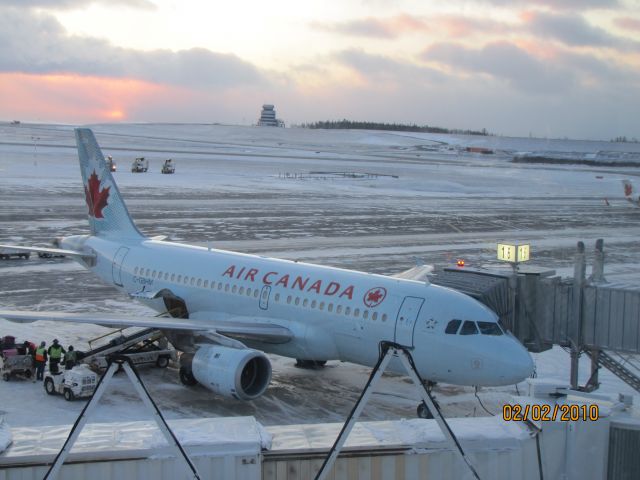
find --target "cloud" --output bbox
[2,0,154,9]
[556,50,638,84]
[334,49,445,85]
[312,13,512,40]
[479,0,621,10]
[423,41,575,93]
[524,10,640,50]
[0,73,169,122]
[312,14,428,39]
[615,17,640,32]
[0,9,264,88]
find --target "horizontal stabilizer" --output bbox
[0,310,293,344]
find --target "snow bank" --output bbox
[267,416,530,453]
[1,417,268,465]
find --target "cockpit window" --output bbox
[445,319,462,334]
[460,320,479,335]
[498,318,509,333]
[478,321,503,336]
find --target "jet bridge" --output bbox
[428,239,640,393]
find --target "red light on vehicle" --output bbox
[456,259,465,267]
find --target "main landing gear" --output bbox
[295,359,327,369]
[416,380,439,419]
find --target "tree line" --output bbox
[299,119,489,136]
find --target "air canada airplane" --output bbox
[0,129,533,405]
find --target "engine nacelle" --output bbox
[191,345,272,400]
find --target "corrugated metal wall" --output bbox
[0,453,261,480]
[262,445,540,480]
[608,421,640,480]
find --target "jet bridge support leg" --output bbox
[314,341,481,480]
[43,355,201,480]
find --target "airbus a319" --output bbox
[0,129,534,409]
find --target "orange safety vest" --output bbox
[35,347,46,362]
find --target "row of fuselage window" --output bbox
[133,266,389,322]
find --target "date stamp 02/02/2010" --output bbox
[503,403,600,422]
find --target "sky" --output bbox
[0,0,639,140]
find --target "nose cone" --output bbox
[501,336,535,384]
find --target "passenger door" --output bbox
[111,247,129,287]
[394,296,425,347]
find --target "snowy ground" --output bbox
[1,122,639,429]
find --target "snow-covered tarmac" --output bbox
[1,122,639,428]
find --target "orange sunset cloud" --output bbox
[0,73,171,123]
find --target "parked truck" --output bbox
[131,157,148,173]
[0,247,30,260]
[161,159,175,174]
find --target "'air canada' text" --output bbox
[222,265,355,300]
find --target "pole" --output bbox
[314,342,481,480]
[570,241,586,389]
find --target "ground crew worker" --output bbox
[48,339,65,374]
[34,341,47,381]
[64,345,78,370]
[21,340,35,356]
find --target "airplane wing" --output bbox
[392,264,433,282]
[0,244,95,260]
[0,310,292,344]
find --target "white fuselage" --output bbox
[65,234,534,387]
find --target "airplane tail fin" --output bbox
[75,128,144,240]
[622,179,634,200]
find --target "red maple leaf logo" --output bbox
[84,171,110,218]
[363,287,387,308]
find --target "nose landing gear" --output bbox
[417,380,439,419]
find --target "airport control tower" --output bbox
[257,104,284,127]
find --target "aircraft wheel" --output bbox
[63,388,75,401]
[156,356,170,368]
[44,377,56,395]
[418,399,444,419]
[24,369,32,379]
[2,373,9,382]
[179,366,198,386]
[417,402,433,419]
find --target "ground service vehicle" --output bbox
[161,159,175,174]
[131,157,148,173]
[106,155,117,172]
[1,354,33,381]
[0,248,30,260]
[34,243,65,258]
[44,365,98,401]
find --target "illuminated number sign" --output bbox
[517,244,530,262]
[497,243,530,263]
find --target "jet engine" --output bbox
[183,345,272,400]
